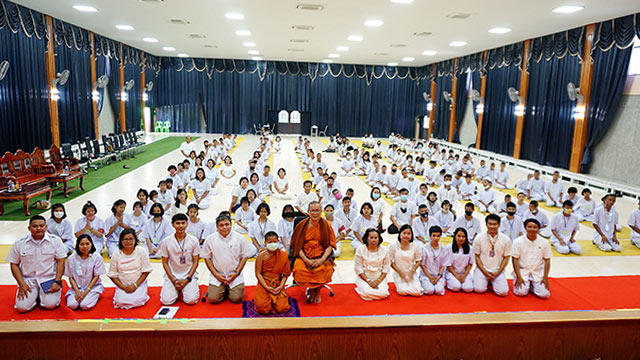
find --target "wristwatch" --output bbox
[54,280,63,286]
[186,276,193,282]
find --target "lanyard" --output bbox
[175,236,186,253]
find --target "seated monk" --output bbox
[254,231,292,314]
[290,201,336,303]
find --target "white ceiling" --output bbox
[13,0,640,66]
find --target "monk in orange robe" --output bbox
[290,201,336,303]
[254,232,292,315]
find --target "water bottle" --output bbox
[7,179,14,192]
[65,164,70,173]
[15,180,20,191]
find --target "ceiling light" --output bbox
[390,0,414,3]
[116,25,134,31]
[225,13,244,20]
[177,53,189,58]
[336,46,349,51]
[422,50,437,56]
[552,5,584,14]
[252,56,263,61]
[322,59,333,64]
[364,19,384,27]
[489,27,512,34]
[143,38,158,43]
[236,30,251,36]
[387,62,398,66]
[243,42,256,47]
[163,47,176,51]
[248,50,260,55]
[73,5,97,12]
[449,41,467,47]
[348,35,363,42]
[328,53,340,58]
[402,57,415,62]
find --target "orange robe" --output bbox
[292,220,336,288]
[254,249,292,314]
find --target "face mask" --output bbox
[448,160,454,164]
[409,174,415,179]
[465,210,473,216]
[266,243,279,251]
[420,213,429,219]
[372,193,381,200]
[563,209,572,215]
[335,193,342,200]
[250,166,255,171]
[52,211,64,219]
[153,213,162,218]
[400,195,408,202]
[484,185,491,190]
[391,169,397,173]
[531,209,538,214]
[507,211,516,217]
[444,181,451,186]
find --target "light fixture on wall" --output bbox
[122,79,135,102]
[143,81,153,102]
[423,92,433,112]
[50,69,70,101]
[471,89,484,114]
[573,105,586,120]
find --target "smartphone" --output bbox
[158,308,170,315]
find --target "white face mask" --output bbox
[444,181,451,186]
[266,243,279,251]
[53,211,64,219]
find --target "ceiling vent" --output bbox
[413,31,432,37]
[140,0,165,3]
[446,12,472,19]
[202,44,218,48]
[288,48,305,52]
[296,4,324,11]
[168,18,190,25]
[292,25,315,30]
[189,34,206,39]
[290,39,309,43]
[389,44,406,48]
[373,52,389,56]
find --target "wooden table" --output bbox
[46,171,85,198]
[0,184,52,216]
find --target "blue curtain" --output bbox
[433,75,452,139]
[54,44,94,143]
[156,64,205,132]
[452,71,469,143]
[268,73,310,112]
[581,45,632,172]
[124,62,141,130]
[520,56,581,169]
[0,22,51,153]
[480,65,521,156]
[106,57,121,133]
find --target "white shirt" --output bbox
[476,188,496,206]
[510,235,552,282]
[234,207,256,227]
[335,207,356,229]
[527,178,546,196]
[412,217,439,241]
[593,205,618,238]
[390,201,417,226]
[180,141,196,156]
[295,191,319,212]
[157,234,200,279]
[350,215,378,239]
[107,246,153,286]
[495,170,509,185]
[5,232,67,280]
[550,212,580,238]
[574,198,595,218]
[452,215,482,241]
[473,232,512,273]
[231,185,249,205]
[523,210,549,228]
[499,215,525,241]
[247,218,277,245]
[201,231,253,287]
[46,218,73,242]
[545,181,564,200]
[436,186,458,204]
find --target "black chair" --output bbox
[92,139,111,166]
[102,135,121,161]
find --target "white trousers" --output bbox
[66,290,101,310]
[474,200,497,214]
[445,271,474,292]
[551,235,582,255]
[160,277,200,305]
[593,233,622,252]
[494,183,513,190]
[513,274,550,299]
[419,272,445,295]
[14,279,61,312]
[113,281,150,309]
[545,195,562,208]
[106,241,119,257]
[473,268,509,296]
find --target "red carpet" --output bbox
[1,276,639,321]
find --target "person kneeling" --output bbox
[354,229,390,301]
[159,214,200,306]
[254,231,292,314]
[65,235,106,310]
[419,226,450,296]
[511,219,552,299]
[108,229,153,309]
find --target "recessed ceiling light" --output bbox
[225,13,244,20]
[449,41,467,47]
[489,27,512,34]
[243,42,256,47]
[387,62,398,66]
[328,53,340,58]
[336,46,349,51]
[402,57,415,62]
[236,30,251,36]
[73,5,97,12]
[252,56,263,61]
[322,59,333,64]
[422,50,437,56]
[163,47,176,51]
[552,5,584,14]
[143,38,158,43]
[177,53,189,58]
[390,0,414,3]
[116,25,134,31]
[248,50,260,55]
[348,35,363,42]
[364,19,384,27]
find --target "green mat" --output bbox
[0,136,197,221]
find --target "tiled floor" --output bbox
[0,133,638,289]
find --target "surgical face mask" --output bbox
[448,160,454,164]
[465,210,473,216]
[484,185,491,190]
[325,210,334,217]
[400,195,408,202]
[507,211,516,217]
[53,211,64,219]
[563,208,572,215]
[420,212,429,219]
[531,209,538,214]
[444,181,451,186]
[409,174,415,179]
[153,213,162,218]
[372,193,381,200]
[335,193,342,200]
[391,168,397,173]
[266,243,279,251]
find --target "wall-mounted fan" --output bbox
[51,69,70,87]
[124,79,135,91]
[443,91,454,103]
[507,87,523,103]
[94,74,109,89]
[145,81,154,92]
[567,82,583,102]
[471,89,483,103]
[0,60,9,81]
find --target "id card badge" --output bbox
[153,237,158,245]
[489,250,495,257]
[562,230,567,236]
[75,262,83,276]
[179,255,186,264]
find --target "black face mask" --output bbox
[153,213,162,218]
[391,169,397,173]
[507,211,516,217]
[420,213,429,218]
[250,166,255,171]
[465,210,473,216]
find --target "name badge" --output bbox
[179,255,186,264]
[562,230,567,236]
[153,237,158,245]
[489,250,495,257]
[75,262,83,276]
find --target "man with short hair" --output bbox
[511,219,552,299]
[549,200,582,255]
[180,136,196,158]
[473,214,511,297]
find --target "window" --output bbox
[278,110,289,123]
[423,115,429,129]
[290,110,301,123]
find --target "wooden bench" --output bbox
[0,148,60,190]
